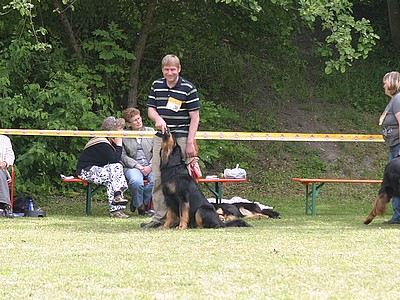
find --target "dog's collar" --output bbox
[160,160,186,169]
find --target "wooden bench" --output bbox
[61,175,246,215]
[197,177,247,204]
[292,177,383,216]
[60,176,104,216]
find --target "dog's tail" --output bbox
[224,219,253,227]
[363,191,390,225]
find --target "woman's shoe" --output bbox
[111,195,128,205]
[110,210,130,218]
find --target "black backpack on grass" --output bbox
[13,195,34,213]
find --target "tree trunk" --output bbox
[387,0,400,49]
[51,0,82,60]
[127,0,157,108]
[51,0,100,98]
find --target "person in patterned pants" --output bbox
[76,117,129,218]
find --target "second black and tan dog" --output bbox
[364,156,400,225]
[213,202,281,222]
[160,130,251,229]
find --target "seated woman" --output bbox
[76,117,129,218]
[121,108,154,216]
[0,134,15,218]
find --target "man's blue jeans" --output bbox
[389,144,400,222]
[124,168,153,211]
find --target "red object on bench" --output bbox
[197,177,247,204]
[292,177,383,216]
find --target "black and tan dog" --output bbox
[213,202,281,222]
[160,130,251,229]
[363,156,400,225]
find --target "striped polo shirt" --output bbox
[147,76,200,137]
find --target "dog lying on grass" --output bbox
[160,129,251,229]
[363,156,400,225]
[213,202,281,222]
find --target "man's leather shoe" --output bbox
[140,221,162,229]
[382,220,400,224]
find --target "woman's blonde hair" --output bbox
[101,116,125,130]
[383,71,400,96]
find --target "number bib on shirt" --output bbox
[166,97,182,112]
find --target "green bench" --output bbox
[292,177,382,216]
[60,176,104,216]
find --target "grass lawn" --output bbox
[1,189,400,300]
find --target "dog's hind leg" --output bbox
[178,201,189,230]
[363,192,390,225]
[195,211,205,228]
[196,205,225,228]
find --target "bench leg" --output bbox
[305,182,325,216]
[85,183,103,216]
[202,182,223,204]
[305,185,311,215]
[215,182,223,204]
[311,183,317,216]
[86,183,93,216]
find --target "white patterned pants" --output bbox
[78,163,127,212]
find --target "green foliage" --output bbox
[214,0,262,20]
[294,148,327,178]
[83,22,135,62]
[197,100,256,171]
[317,52,397,112]
[0,67,115,195]
[2,0,51,50]
[298,0,380,73]
[82,22,136,107]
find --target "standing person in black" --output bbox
[380,71,400,224]
[76,116,129,218]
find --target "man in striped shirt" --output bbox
[141,54,200,228]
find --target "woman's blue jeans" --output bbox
[389,144,400,222]
[124,168,153,211]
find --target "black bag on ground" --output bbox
[13,195,34,213]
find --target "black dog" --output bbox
[213,202,281,221]
[160,130,251,229]
[364,156,400,225]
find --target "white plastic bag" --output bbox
[223,164,247,179]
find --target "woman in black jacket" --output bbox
[76,117,129,218]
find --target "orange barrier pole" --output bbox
[0,129,384,142]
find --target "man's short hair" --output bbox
[162,54,180,67]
